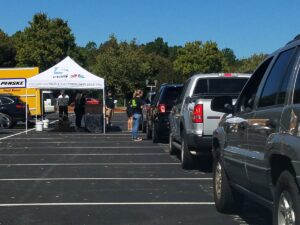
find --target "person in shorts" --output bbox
[126,97,133,131]
[57,90,69,120]
[131,89,143,141]
[105,91,115,127]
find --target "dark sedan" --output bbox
[0,95,28,128]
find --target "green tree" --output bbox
[221,48,237,72]
[13,13,79,71]
[0,29,16,67]
[78,41,98,69]
[92,36,150,98]
[237,53,268,73]
[143,37,169,58]
[145,53,174,84]
[173,41,223,80]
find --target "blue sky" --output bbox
[0,0,299,58]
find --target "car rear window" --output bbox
[160,86,183,105]
[194,78,248,95]
[0,97,14,104]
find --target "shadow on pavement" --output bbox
[237,200,273,225]
[106,125,122,132]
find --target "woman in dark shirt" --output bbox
[74,92,86,130]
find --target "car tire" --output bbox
[152,124,159,143]
[213,157,243,213]
[1,114,13,129]
[146,123,152,139]
[169,133,177,155]
[273,171,300,225]
[181,131,194,169]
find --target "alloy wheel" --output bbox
[215,161,223,200]
[278,191,296,225]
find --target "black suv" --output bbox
[211,35,300,224]
[146,84,183,142]
[0,95,28,128]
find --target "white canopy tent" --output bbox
[26,56,106,133]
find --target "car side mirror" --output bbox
[211,96,234,114]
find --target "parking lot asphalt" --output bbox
[0,113,272,225]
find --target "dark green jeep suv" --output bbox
[211,35,300,225]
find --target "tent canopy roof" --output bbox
[27,56,104,90]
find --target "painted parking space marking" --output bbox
[0,202,215,207]
[0,141,151,144]
[0,146,162,149]
[0,128,36,141]
[0,177,212,181]
[0,119,59,141]
[0,162,181,166]
[0,153,168,156]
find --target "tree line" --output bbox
[0,13,267,99]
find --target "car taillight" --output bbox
[16,104,25,109]
[192,104,203,123]
[158,104,166,113]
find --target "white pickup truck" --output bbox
[169,73,251,169]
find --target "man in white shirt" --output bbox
[57,90,69,119]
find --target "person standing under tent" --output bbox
[105,90,115,127]
[74,92,86,130]
[57,90,69,119]
[131,89,143,141]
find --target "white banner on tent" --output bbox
[27,81,104,89]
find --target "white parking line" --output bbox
[0,202,215,207]
[0,128,36,141]
[0,119,59,141]
[0,163,181,166]
[0,178,212,181]
[0,146,162,149]
[53,133,133,136]
[1,141,147,144]
[4,137,137,140]
[0,153,168,156]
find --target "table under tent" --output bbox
[26,56,106,133]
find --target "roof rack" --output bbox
[286,34,300,45]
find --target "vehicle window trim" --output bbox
[152,87,163,106]
[290,47,300,105]
[257,47,297,109]
[177,79,190,103]
[235,57,274,114]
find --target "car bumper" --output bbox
[186,133,212,153]
[154,115,170,139]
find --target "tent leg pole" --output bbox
[26,88,28,135]
[41,90,44,119]
[35,89,38,122]
[103,89,105,134]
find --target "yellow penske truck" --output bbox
[0,67,43,117]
